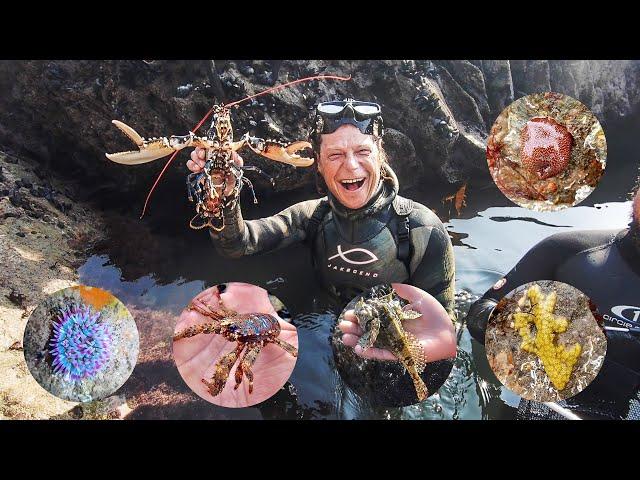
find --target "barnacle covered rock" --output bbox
[513,285,582,391]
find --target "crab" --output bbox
[353,285,429,401]
[105,104,314,230]
[173,297,298,397]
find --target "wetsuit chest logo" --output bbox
[326,244,380,278]
[328,245,378,265]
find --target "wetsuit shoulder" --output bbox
[407,200,446,229]
[466,228,621,344]
[403,199,456,318]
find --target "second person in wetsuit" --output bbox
[466,179,640,419]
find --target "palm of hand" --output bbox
[173,283,298,408]
[339,283,456,363]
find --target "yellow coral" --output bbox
[513,285,582,391]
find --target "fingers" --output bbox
[338,319,363,336]
[188,148,206,172]
[340,314,396,361]
[392,283,429,305]
[354,344,397,361]
[231,151,244,167]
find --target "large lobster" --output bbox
[105,73,350,230]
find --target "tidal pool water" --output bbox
[79,141,637,419]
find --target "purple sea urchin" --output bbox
[49,306,113,381]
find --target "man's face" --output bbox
[317,125,382,210]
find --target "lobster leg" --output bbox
[186,299,224,319]
[202,343,245,397]
[242,165,276,187]
[173,322,221,341]
[234,342,262,394]
[270,337,298,357]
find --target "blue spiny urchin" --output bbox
[49,306,113,381]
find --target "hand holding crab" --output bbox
[172,283,298,408]
[339,283,456,362]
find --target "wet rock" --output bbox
[238,63,255,76]
[176,84,193,98]
[0,59,638,200]
[436,65,486,133]
[480,60,514,118]
[5,289,27,307]
[9,190,23,208]
[382,128,419,190]
[440,60,491,127]
[511,60,551,97]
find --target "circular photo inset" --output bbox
[485,281,607,402]
[332,283,456,407]
[486,92,606,211]
[23,285,139,402]
[172,282,298,408]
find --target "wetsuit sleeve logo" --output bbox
[328,245,379,265]
[611,305,640,324]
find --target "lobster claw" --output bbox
[245,137,314,168]
[105,120,178,165]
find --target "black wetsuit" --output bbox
[211,166,456,316]
[466,226,640,419]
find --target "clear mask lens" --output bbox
[317,104,345,114]
[354,104,380,115]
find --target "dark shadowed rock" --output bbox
[0,60,638,203]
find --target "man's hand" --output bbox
[172,283,298,408]
[338,283,456,363]
[187,147,244,198]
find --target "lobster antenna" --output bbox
[192,74,351,133]
[140,73,352,219]
[224,74,352,109]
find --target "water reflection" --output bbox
[78,193,634,419]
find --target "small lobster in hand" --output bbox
[173,293,298,398]
[106,104,314,231]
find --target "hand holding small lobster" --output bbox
[173,283,298,408]
[188,148,244,198]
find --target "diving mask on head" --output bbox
[310,99,384,147]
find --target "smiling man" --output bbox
[466,170,640,419]
[187,98,457,369]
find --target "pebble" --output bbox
[16,232,25,237]
[57,221,65,229]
